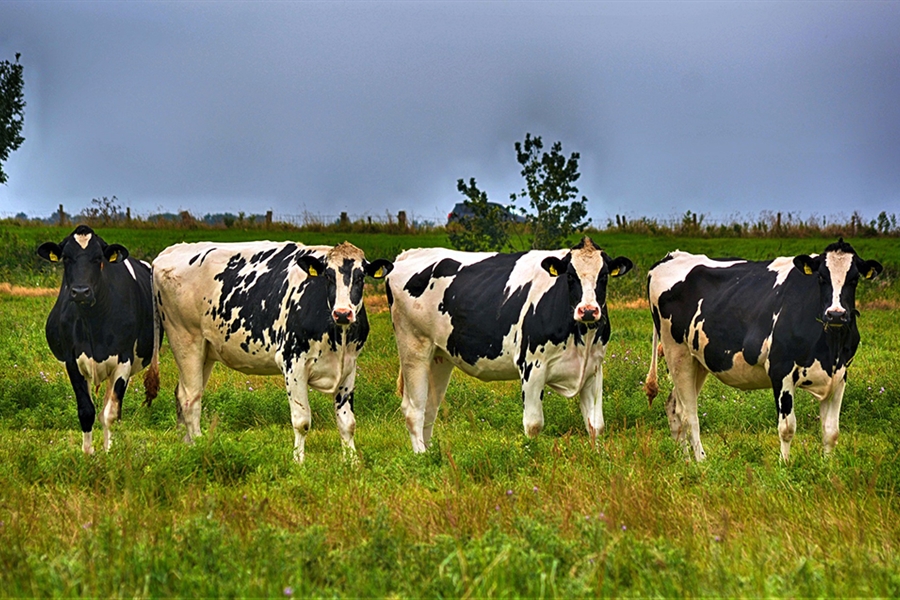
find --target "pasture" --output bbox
[1,229,899,596]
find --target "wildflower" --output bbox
[506,489,513,496]
[880,387,885,394]
[83,522,92,530]
[283,586,294,597]
[532,485,538,493]
[621,525,627,531]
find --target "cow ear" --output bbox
[104,244,129,263]
[607,256,633,277]
[38,242,62,263]
[296,255,326,277]
[541,256,568,277]
[793,255,820,276]
[365,259,394,279]
[860,259,883,280]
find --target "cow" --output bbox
[37,225,159,454]
[644,239,883,461]
[386,236,634,453]
[151,240,393,462]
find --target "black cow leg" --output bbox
[66,360,96,454]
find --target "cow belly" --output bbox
[451,352,520,381]
[706,351,771,390]
[204,335,283,376]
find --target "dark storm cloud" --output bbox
[1,1,898,223]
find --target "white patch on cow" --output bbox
[825,251,854,314]
[648,251,745,299]
[798,359,846,402]
[77,353,120,384]
[74,232,92,249]
[124,257,137,281]
[767,256,797,287]
[569,240,604,320]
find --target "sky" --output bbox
[1,1,899,226]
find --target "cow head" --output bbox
[793,238,882,328]
[37,225,129,307]
[295,241,393,326]
[540,236,633,324]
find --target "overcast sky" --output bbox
[1,1,898,225]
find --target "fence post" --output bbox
[58,204,66,227]
[266,210,273,228]
[398,211,407,230]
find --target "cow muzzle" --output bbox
[332,308,355,326]
[823,308,850,327]
[70,285,94,305]
[576,305,601,324]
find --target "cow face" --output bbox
[296,242,393,326]
[38,225,128,307]
[540,237,633,324]
[793,238,882,327]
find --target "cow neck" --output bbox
[822,315,854,370]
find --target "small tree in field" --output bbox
[511,133,590,249]
[0,53,25,185]
[447,177,510,252]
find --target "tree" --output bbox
[510,133,590,249]
[447,177,511,252]
[0,53,25,185]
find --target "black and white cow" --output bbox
[386,237,633,452]
[152,241,392,462]
[37,225,159,454]
[645,239,883,461]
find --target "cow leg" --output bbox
[667,348,709,461]
[773,373,798,461]
[100,367,130,451]
[284,368,311,463]
[171,340,212,443]
[333,368,358,462]
[423,355,454,447]
[820,376,846,455]
[65,360,95,455]
[579,369,604,444]
[521,371,547,438]
[396,337,434,453]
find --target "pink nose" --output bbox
[332,308,354,325]
[577,305,600,322]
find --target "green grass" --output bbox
[4,225,898,306]
[1,286,899,597]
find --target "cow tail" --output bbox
[644,320,660,407]
[143,273,162,407]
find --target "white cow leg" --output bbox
[422,356,454,447]
[333,369,358,462]
[820,377,846,455]
[285,369,312,463]
[100,366,132,451]
[171,341,212,443]
[521,375,546,438]
[579,370,605,445]
[399,360,432,453]
[668,351,708,461]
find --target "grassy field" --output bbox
[1,227,899,596]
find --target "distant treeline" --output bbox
[5,204,899,238]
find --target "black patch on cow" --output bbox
[336,390,355,411]
[778,390,793,418]
[114,377,127,419]
[438,253,532,366]
[189,253,201,265]
[404,264,435,298]
[433,258,462,278]
[386,281,394,307]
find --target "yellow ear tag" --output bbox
[610,267,620,277]
[549,265,558,277]
[307,266,318,277]
[49,252,59,262]
[866,268,875,279]
[373,267,384,279]
[108,251,118,263]
[803,265,813,275]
